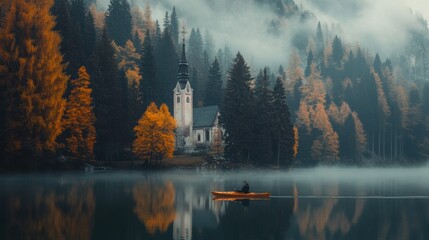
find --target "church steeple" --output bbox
[177,27,189,86]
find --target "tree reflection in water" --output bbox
[132,180,176,234]
[289,180,429,240]
[293,183,366,240]
[6,182,95,240]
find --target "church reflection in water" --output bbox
[3,173,429,240]
[173,183,226,240]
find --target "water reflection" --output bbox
[132,180,176,234]
[5,180,94,240]
[1,169,429,239]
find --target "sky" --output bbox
[96,0,429,70]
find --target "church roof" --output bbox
[193,105,219,128]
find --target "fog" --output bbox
[95,0,429,69]
[302,0,429,58]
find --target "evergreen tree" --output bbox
[155,23,178,108]
[163,11,170,33]
[272,77,295,165]
[278,65,286,80]
[252,68,274,164]
[105,0,132,46]
[132,31,142,54]
[170,7,179,46]
[373,53,382,76]
[204,58,223,106]
[140,31,157,109]
[187,28,205,104]
[220,52,253,162]
[83,11,96,62]
[331,35,343,67]
[0,0,69,162]
[90,29,124,161]
[316,21,324,54]
[204,30,215,61]
[305,50,313,77]
[63,67,96,161]
[51,0,78,79]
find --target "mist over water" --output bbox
[2,167,429,239]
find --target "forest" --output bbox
[0,0,428,168]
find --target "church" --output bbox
[173,37,222,151]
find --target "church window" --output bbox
[197,134,201,142]
[205,130,210,141]
[186,97,190,103]
[177,97,180,103]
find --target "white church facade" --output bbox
[173,38,222,151]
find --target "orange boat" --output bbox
[211,191,270,199]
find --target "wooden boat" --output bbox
[212,197,269,201]
[211,191,270,199]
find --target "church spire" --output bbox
[178,27,189,86]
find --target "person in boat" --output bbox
[235,181,249,193]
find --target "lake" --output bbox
[1,167,429,240]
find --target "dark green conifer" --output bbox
[204,58,222,106]
[220,52,253,162]
[105,0,133,46]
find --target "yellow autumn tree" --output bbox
[0,0,68,159]
[132,102,176,164]
[158,103,176,159]
[63,67,96,160]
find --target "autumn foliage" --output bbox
[0,0,68,160]
[63,67,96,160]
[132,102,176,163]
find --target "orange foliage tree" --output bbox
[132,102,176,163]
[132,181,176,234]
[0,0,68,160]
[63,67,96,160]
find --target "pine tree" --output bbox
[83,11,96,62]
[170,7,179,46]
[105,0,132,46]
[63,67,96,160]
[305,50,313,77]
[140,30,157,109]
[90,29,123,161]
[52,0,79,79]
[272,77,295,165]
[220,52,253,162]
[187,28,205,104]
[155,22,178,108]
[278,65,286,80]
[0,0,69,161]
[316,21,324,55]
[252,68,274,163]
[204,58,222,106]
[331,35,343,67]
[163,11,170,33]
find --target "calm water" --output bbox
[1,167,429,240]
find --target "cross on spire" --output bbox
[181,26,187,45]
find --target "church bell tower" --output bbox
[173,28,193,146]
